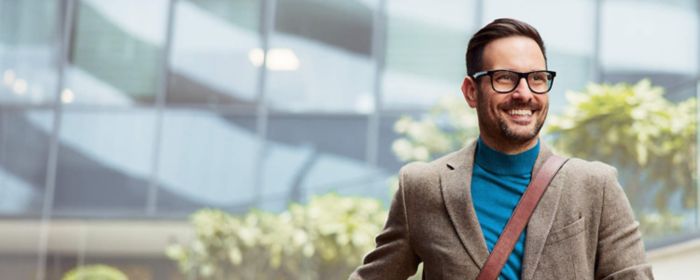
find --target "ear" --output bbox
[461,75,478,108]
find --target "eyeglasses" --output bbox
[472,70,556,94]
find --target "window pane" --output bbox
[0,0,58,105]
[53,110,157,215]
[168,0,261,106]
[155,110,258,215]
[265,0,377,113]
[260,114,380,210]
[65,0,169,105]
[381,0,475,110]
[601,0,698,102]
[547,52,593,114]
[602,0,697,75]
[0,110,51,216]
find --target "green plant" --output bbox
[392,95,479,162]
[62,264,127,280]
[166,193,387,279]
[638,212,686,239]
[546,79,696,211]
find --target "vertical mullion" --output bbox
[475,0,484,28]
[695,79,700,230]
[593,0,603,83]
[252,0,277,207]
[695,0,700,231]
[36,0,75,279]
[367,0,387,168]
[146,0,177,216]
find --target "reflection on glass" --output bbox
[601,0,697,75]
[0,0,58,104]
[260,115,388,210]
[156,110,258,214]
[66,0,169,105]
[265,0,377,113]
[0,110,51,216]
[382,0,475,110]
[53,110,157,215]
[167,0,261,106]
[601,0,698,103]
[546,52,592,114]
[483,0,596,60]
[248,48,300,71]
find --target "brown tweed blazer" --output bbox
[350,140,653,280]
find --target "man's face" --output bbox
[463,36,549,149]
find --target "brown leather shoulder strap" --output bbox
[476,155,569,280]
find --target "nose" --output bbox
[511,76,534,101]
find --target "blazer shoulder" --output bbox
[399,147,461,179]
[398,160,440,188]
[397,151,456,192]
[560,157,620,194]
[563,157,618,177]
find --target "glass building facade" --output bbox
[0,0,699,278]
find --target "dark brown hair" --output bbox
[466,18,547,76]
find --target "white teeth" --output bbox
[508,109,532,116]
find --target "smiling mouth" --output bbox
[505,108,535,124]
[507,109,533,116]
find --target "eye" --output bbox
[494,72,516,82]
[531,72,550,81]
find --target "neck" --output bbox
[478,133,539,155]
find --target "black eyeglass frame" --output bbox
[472,69,557,94]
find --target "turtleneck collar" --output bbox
[474,137,540,176]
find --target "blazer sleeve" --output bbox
[594,166,654,280]
[349,166,420,280]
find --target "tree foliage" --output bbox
[62,264,128,280]
[547,79,696,211]
[392,95,479,162]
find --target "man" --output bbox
[350,18,652,279]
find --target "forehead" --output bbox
[481,36,546,71]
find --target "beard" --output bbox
[497,111,544,144]
[476,89,547,145]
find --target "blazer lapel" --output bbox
[440,140,490,269]
[522,145,564,280]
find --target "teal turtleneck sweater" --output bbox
[471,137,540,280]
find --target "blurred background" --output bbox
[1,0,699,279]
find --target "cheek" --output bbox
[538,96,549,111]
[486,96,506,110]
[536,94,548,103]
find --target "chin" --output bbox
[504,133,538,144]
[500,123,540,144]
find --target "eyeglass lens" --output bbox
[491,70,553,93]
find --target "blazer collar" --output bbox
[439,139,562,279]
